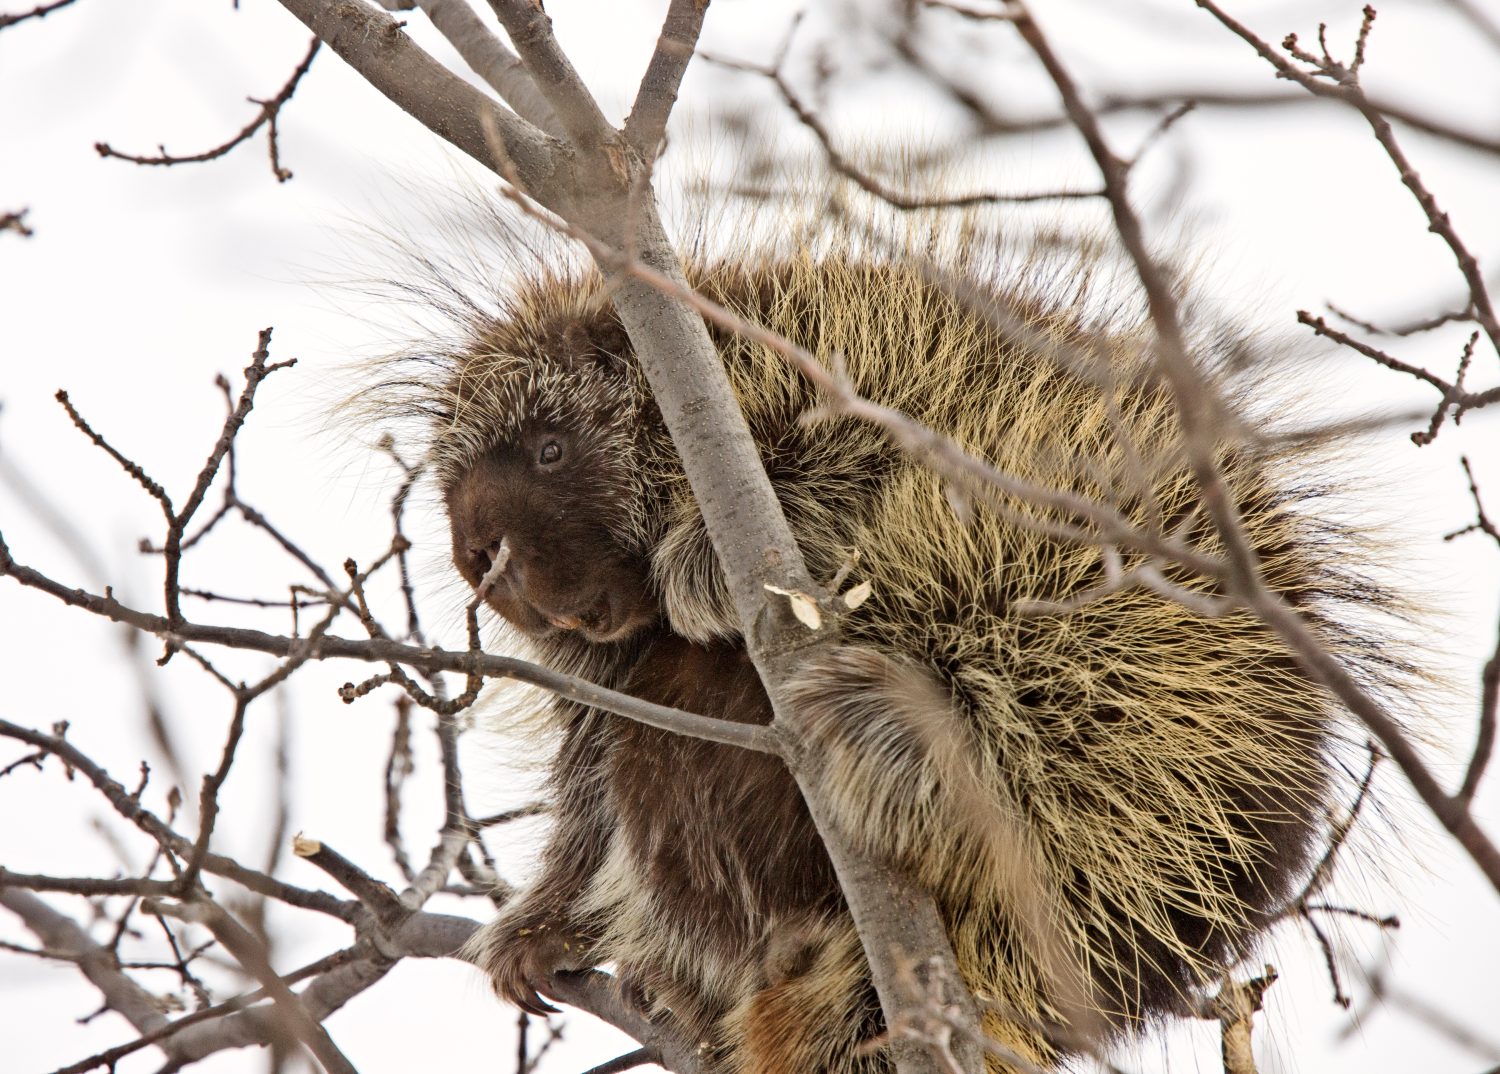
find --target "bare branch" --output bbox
[0,0,75,30]
[1246,581,1500,891]
[1198,967,1278,1074]
[273,0,559,191]
[993,0,1500,900]
[1451,457,1500,810]
[1298,314,1496,445]
[544,972,696,1074]
[1,207,33,236]
[0,551,775,755]
[1011,2,1262,594]
[0,890,177,1045]
[918,0,1016,21]
[579,1048,656,1074]
[293,838,410,927]
[43,948,356,1074]
[699,39,1102,208]
[1328,299,1479,338]
[96,39,320,182]
[388,0,564,136]
[1195,1,1500,360]
[55,389,173,510]
[484,0,617,151]
[624,0,709,158]
[164,330,296,630]
[0,719,357,921]
[0,868,178,898]
[143,896,359,1074]
[1444,0,1500,51]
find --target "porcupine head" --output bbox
[438,276,668,647]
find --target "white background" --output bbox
[2,1,1498,1073]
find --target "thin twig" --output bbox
[96,39,320,182]
[699,34,1102,208]
[0,549,775,755]
[1196,0,1500,359]
[0,0,76,29]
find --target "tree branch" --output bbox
[143,897,359,1074]
[386,0,564,136]
[623,0,708,158]
[0,890,177,1048]
[484,0,617,151]
[95,38,320,182]
[0,551,774,755]
[1195,0,1500,361]
[273,0,560,192]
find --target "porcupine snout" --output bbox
[444,444,659,643]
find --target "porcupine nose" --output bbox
[473,536,515,594]
[470,537,582,630]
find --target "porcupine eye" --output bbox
[537,439,563,467]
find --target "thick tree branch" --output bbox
[273,0,561,193]
[485,0,617,151]
[574,138,988,1074]
[623,0,708,158]
[382,0,564,136]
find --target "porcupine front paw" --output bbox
[469,911,594,1016]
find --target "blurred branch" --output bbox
[700,21,1103,207]
[144,896,359,1074]
[0,207,33,236]
[0,0,75,30]
[1443,0,1500,51]
[0,889,177,1048]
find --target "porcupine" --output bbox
[371,213,1398,1072]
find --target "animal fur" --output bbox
[360,216,1400,1072]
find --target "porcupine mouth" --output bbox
[520,594,634,644]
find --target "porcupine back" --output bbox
[655,251,1393,1052]
[360,212,1404,1069]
